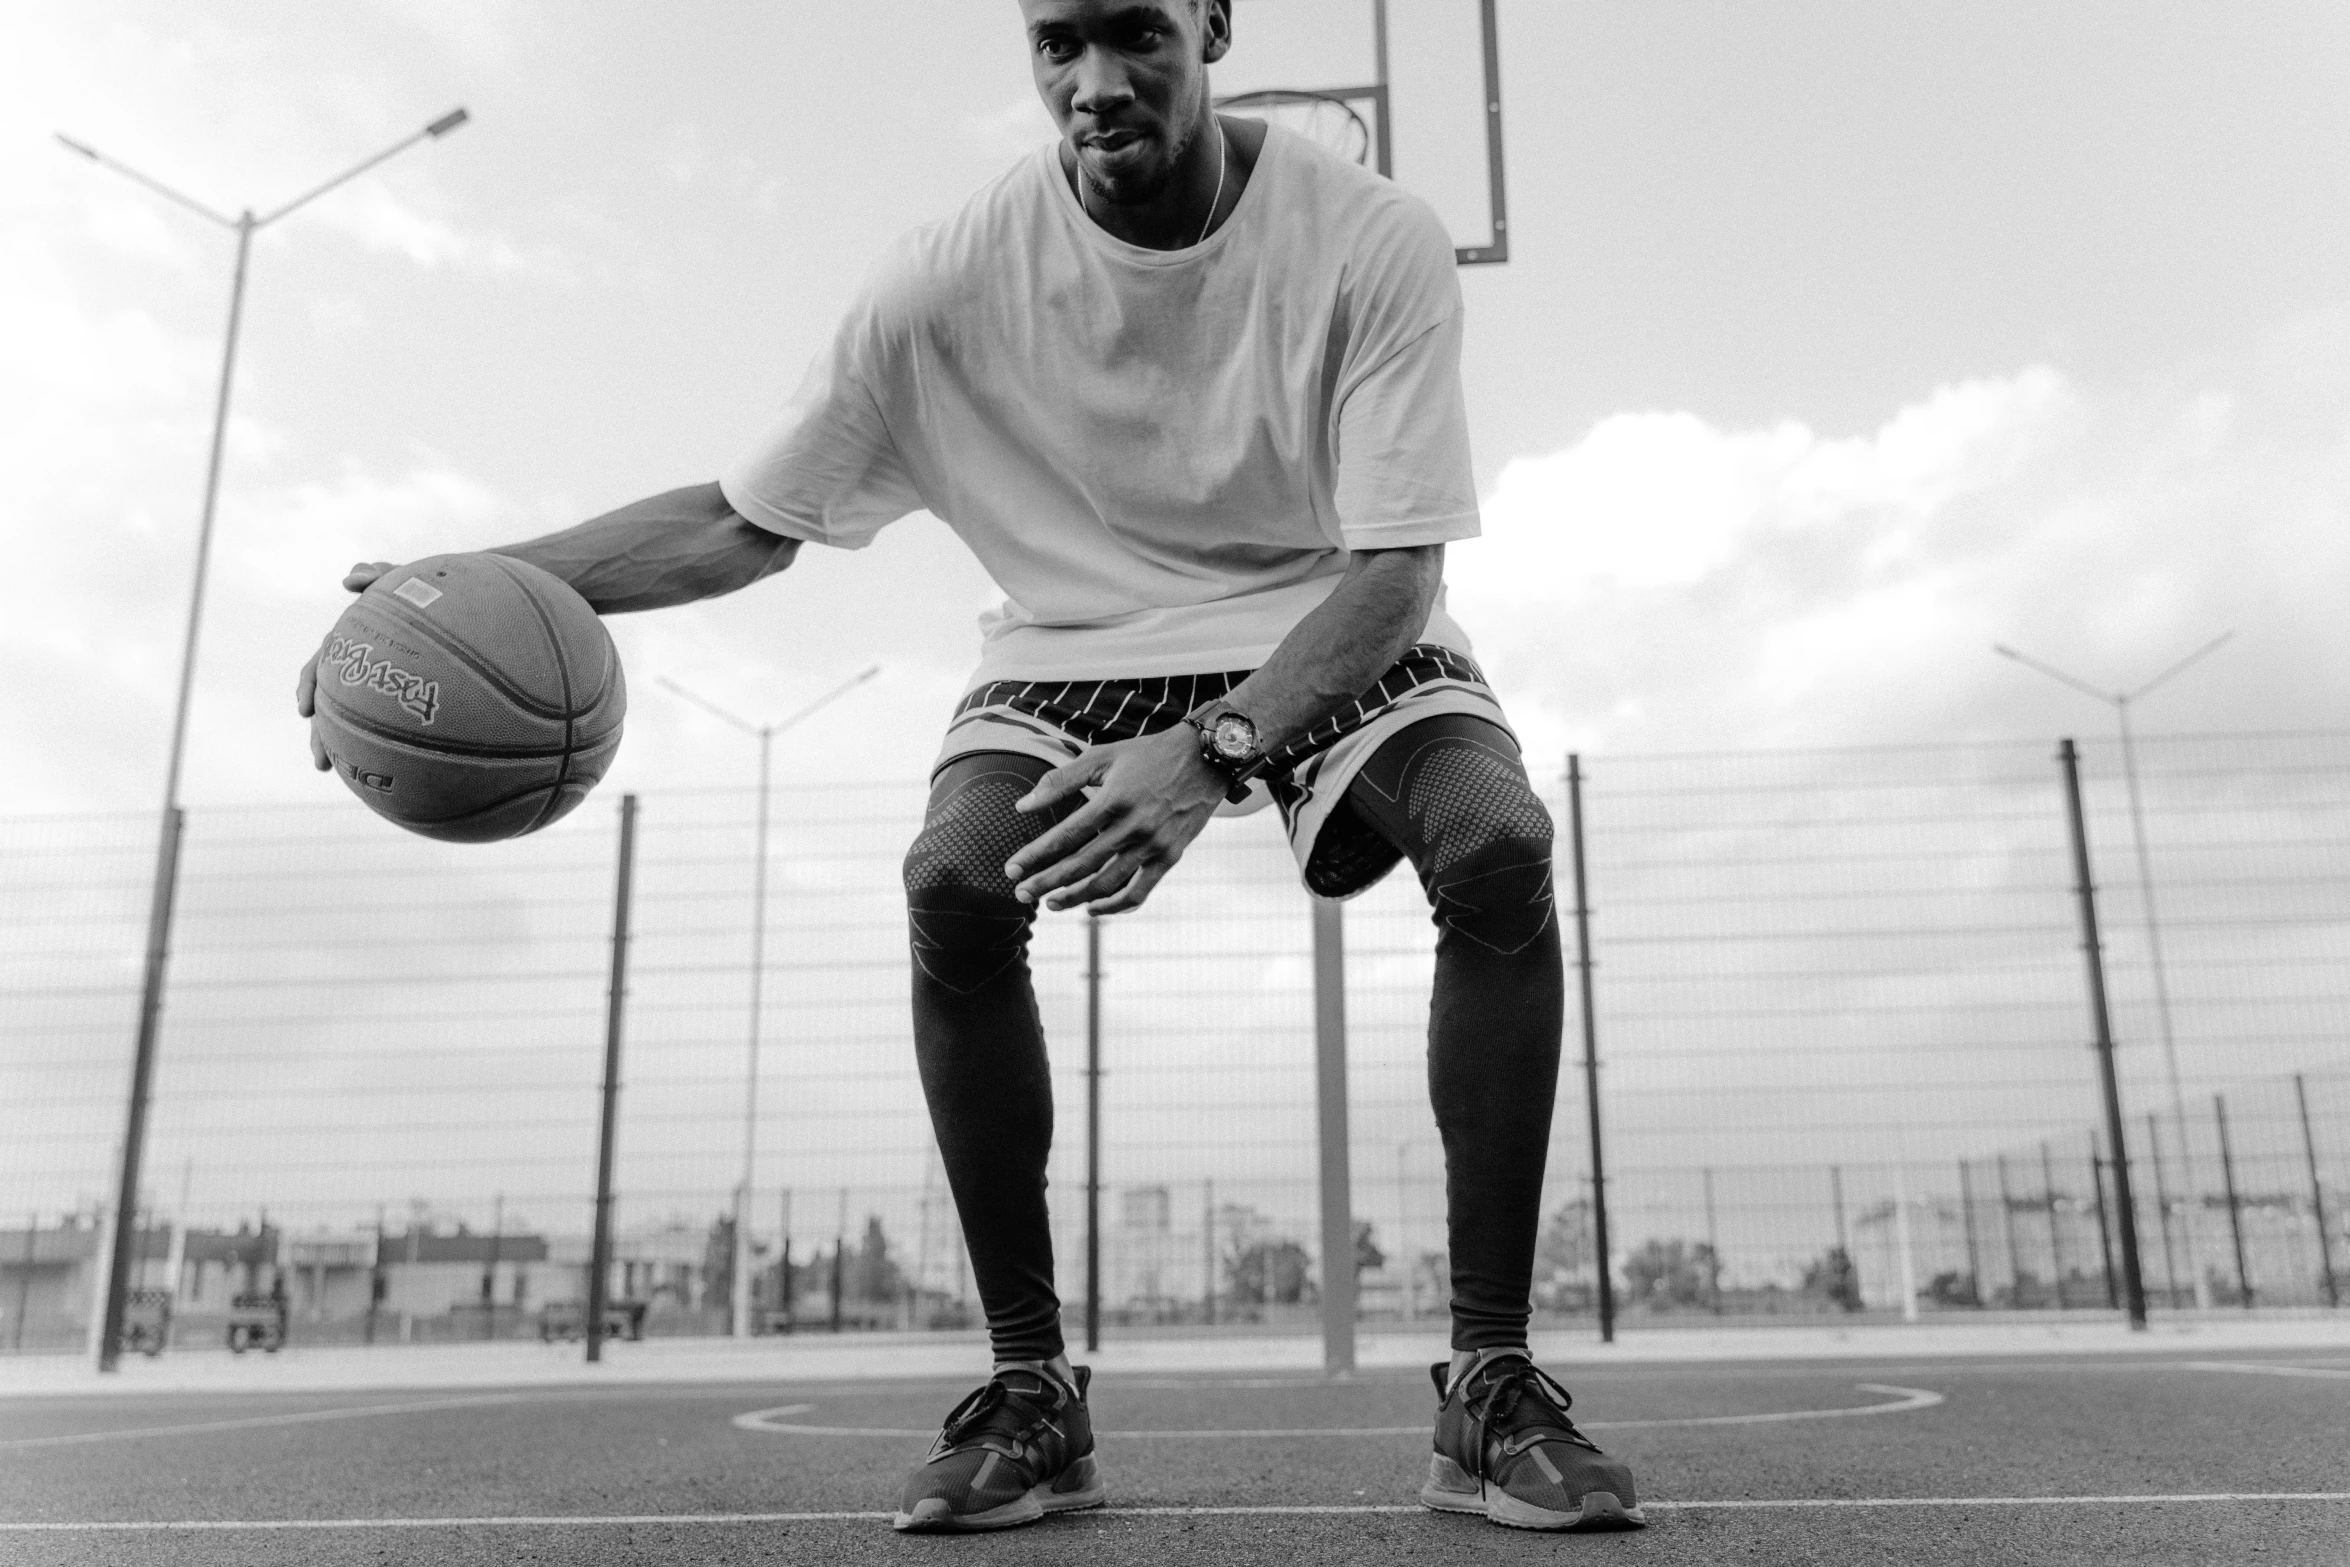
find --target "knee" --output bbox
[903,770,1035,915]
[1425,824,1557,955]
[1412,759,1557,956]
[904,770,1039,992]
[903,826,1019,916]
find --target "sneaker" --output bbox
[1420,1351,1646,1530]
[892,1364,1107,1533]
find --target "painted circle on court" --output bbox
[730,1382,1944,1439]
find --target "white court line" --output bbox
[728,1382,1944,1438]
[2180,1360,2350,1380]
[6,1494,2350,1532]
[0,1393,535,1452]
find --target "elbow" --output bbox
[1386,543,1443,648]
[756,532,802,582]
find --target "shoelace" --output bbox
[936,1374,1061,1454]
[1464,1359,1601,1456]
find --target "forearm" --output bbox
[490,481,799,613]
[1226,545,1442,752]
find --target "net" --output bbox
[1219,90,1375,167]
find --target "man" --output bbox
[298,0,1643,1536]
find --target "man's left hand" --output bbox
[1005,725,1230,915]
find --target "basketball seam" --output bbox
[412,779,584,833]
[313,705,615,761]
[361,576,588,723]
[483,554,580,836]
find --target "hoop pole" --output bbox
[1312,897,1355,1374]
[1566,755,1613,1342]
[587,794,638,1363]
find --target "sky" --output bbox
[7,3,2350,1290]
[6,0,2348,816]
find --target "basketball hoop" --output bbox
[1217,88,1375,168]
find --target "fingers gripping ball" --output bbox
[310,553,626,843]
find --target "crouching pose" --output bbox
[300,0,1643,1535]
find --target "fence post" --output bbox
[1957,1161,1983,1306]
[2088,1133,2118,1310]
[2040,1142,2069,1309]
[15,1216,37,1353]
[2296,1075,2338,1308]
[1312,895,1355,1375]
[779,1189,795,1329]
[366,1206,385,1346]
[1566,754,1615,1343]
[832,1188,847,1332]
[98,806,186,1373]
[1892,1160,1920,1322]
[587,793,638,1364]
[2214,1094,2253,1309]
[1202,1178,1216,1326]
[1085,914,1103,1354]
[2056,738,2148,1327]
[1996,1154,2023,1306]
[2144,1113,2181,1308]
[1701,1168,1722,1315]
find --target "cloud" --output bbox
[311,182,532,275]
[964,93,1058,159]
[1449,315,2350,761]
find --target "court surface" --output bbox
[3,1348,2346,1566]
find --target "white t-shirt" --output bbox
[720,126,1481,685]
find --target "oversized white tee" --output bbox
[720,126,1481,685]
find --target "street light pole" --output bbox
[1995,631,2232,1311]
[60,107,471,1373]
[660,666,880,1338]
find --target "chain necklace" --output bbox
[1078,118,1228,248]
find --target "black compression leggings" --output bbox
[902,713,1561,1360]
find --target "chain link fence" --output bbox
[6,733,2346,1353]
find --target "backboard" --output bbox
[1215,0,1509,265]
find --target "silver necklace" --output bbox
[1078,118,1228,248]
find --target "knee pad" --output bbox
[903,768,1042,994]
[1404,739,1557,956]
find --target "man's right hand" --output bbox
[297,561,394,771]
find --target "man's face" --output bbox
[1020,0,1232,205]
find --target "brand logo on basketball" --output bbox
[321,633,441,725]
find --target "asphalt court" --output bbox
[3,1350,2347,1566]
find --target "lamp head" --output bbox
[426,108,471,138]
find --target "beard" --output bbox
[1081,99,1205,207]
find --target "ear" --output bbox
[1200,0,1233,65]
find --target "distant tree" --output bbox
[1925,1269,1979,1308]
[1353,1219,1385,1276]
[1621,1239,1716,1309]
[846,1215,904,1302]
[1998,1268,2049,1310]
[704,1213,737,1308]
[1228,1238,1315,1305]
[1535,1199,1594,1281]
[1800,1246,1863,1311]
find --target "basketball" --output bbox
[310,553,626,843]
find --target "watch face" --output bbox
[1210,714,1257,761]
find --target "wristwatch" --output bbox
[1183,700,1266,803]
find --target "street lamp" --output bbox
[1995,631,2234,1311]
[60,107,471,1373]
[659,665,882,1338]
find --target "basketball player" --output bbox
[298,0,1643,1535]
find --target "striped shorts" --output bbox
[931,643,1517,898]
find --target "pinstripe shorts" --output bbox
[931,644,1517,898]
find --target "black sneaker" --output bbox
[892,1364,1106,1533]
[1421,1351,1646,1530]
